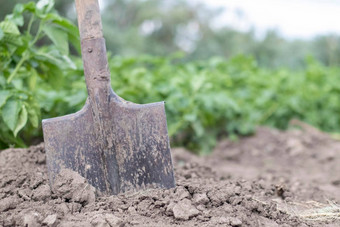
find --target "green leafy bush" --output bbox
[1,1,340,154]
[107,55,340,153]
[0,0,81,147]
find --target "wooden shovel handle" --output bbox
[75,0,112,99]
[75,0,103,40]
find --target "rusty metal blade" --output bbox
[43,0,175,195]
[42,93,175,195]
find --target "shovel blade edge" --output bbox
[42,99,175,195]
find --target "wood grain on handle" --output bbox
[75,0,103,40]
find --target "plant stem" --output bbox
[7,54,28,84]
[27,14,35,35]
[30,21,43,47]
[7,21,43,84]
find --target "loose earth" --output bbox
[0,124,339,226]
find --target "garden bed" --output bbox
[1,124,339,226]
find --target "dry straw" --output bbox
[297,201,340,221]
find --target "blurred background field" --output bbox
[1,0,340,154]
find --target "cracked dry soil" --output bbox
[0,126,339,226]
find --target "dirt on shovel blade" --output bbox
[0,125,339,226]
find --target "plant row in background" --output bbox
[1,1,340,153]
[108,55,340,153]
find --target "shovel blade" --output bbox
[42,97,175,195]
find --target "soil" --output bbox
[1,123,339,226]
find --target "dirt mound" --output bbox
[1,126,339,226]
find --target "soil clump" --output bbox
[1,125,339,226]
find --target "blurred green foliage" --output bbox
[1,0,340,69]
[1,1,340,154]
[0,0,81,147]
[105,55,340,153]
[100,0,340,69]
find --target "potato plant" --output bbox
[0,0,80,147]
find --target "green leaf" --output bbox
[0,90,11,108]
[62,55,77,69]
[43,25,69,54]
[35,51,63,66]
[13,4,24,15]
[0,21,22,46]
[14,105,28,136]
[65,91,87,107]
[27,106,39,128]
[23,2,37,12]
[0,73,6,86]
[5,14,24,26]
[1,33,23,46]
[44,14,81,53]
[2,99,21,131]
[0,21,20,35]
[28,68,38,91]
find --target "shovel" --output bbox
[42,0,175,195]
